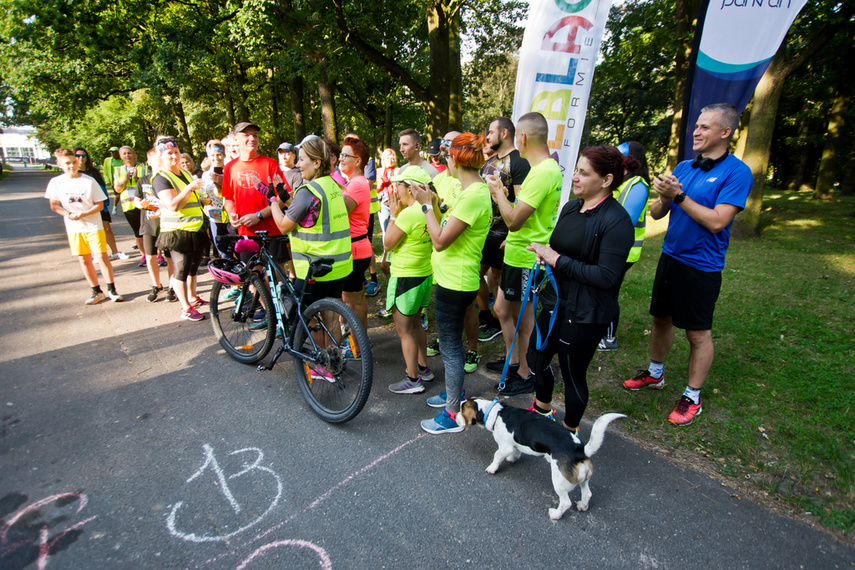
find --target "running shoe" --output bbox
[116,252,130,260]
[85,292,107,305]
[478,325,502,342]
[365,281,381,297]
[157,254,167,267]
[180,307,205,321]
[146,286,161,303]
[622,370,665,391]
[668,396,702,426]
[309,367,335,383]
[252,308,267,322]
[420,409,464,434]
[464,350,480,374]
[388,377,425,394]
[223,287,241,302]
[378,308,391,318]
[192,297,209,308]
[597,337,618,352]
[138,256,147,267]
[248,319,268,331]
[106,290,124,302]
[526,397,556,421]
[421,312,429,331]
[166,288,178,303]
[426,390,464,408]
[426,339,440,357]
[498,370,534,396]
[486,357,517,374]
[418,364,434,382]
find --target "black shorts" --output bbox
[100,209,112,223]
[367,213,375,243]
[142,234,170,258]
[649,253,722,330]
[342,257,371,292]
[294,277,344,307]
[123,208,142,238]
[499,264,533,302]
[480,230,506,269]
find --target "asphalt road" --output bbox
[1,168,853,569]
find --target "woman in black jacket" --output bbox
[525,145,636,435]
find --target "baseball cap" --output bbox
[278,142,296,153]
[425,138,442,156]
[109,146,119,152]
[234,121,260,133]
[391,166,432,185]
[296,134,321,148]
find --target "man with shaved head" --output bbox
[485,111,562,396]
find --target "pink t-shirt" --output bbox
[343,175,372,260]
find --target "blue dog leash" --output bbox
[497,262,559,391]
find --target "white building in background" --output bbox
[0,125,51,162]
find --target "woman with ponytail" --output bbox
[525,145,635,435]
[411,133,492,434]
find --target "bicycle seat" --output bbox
[309,257,334,278]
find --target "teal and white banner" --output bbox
[679,0,807,159]
[512,0,612,203]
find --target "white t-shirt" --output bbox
[44,173,107,233]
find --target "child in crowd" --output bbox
[45,148,123,305]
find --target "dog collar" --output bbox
[483,398,500,430]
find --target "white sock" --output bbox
[648,360,664,378]
[683,386,701,404]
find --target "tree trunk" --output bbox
[291,76,305,143]
[224,93,236,130]
[383,77,393,150]
[318,67,337,142]
[425,0,451,138]
[733,49,786,238]
[785,111,811,191]
[447,9,462,132]
[269,68,282,144]
[813,91,848,200]
[666,0,699,171]
[171,96,194,160]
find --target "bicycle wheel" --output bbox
[210,274,276,364]
[291,298,373,423]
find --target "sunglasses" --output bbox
[440,139,452,147]
[75,154,87,158]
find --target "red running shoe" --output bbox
[622,370,665,391]
[668,396,702,426]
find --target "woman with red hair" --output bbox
[411,133,492,434]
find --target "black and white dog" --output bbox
[457,397,625,520]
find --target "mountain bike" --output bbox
[207,232,372,424]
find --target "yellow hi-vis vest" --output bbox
[369,181,380,214]
[115,164,149,212]
[290,177,353,282]
[157,169,204,232]
[613,175,649,264]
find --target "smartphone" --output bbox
[214,166,223,174]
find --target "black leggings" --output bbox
[527,309,607,428]
[171,248,203,282]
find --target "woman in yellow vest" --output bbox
[113,146,148,267]
[270,136,352,381]
[598,141,651,352]
[153,136,209,322]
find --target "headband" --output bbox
[156,139,178,153]
[207,144,225,156]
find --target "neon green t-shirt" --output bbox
[504,158,563,268]
[434,170,463,208]
[432,181,491,292]
[389,202,433,277]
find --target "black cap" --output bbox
[425,138,441,156]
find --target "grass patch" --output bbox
[586,189,855,534]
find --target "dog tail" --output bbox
[584,413,626,458]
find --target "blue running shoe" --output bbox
[252,308,267,322]
[248,319,268,331]
[426,390,464,408]
[420,409,464,434]
[365,281,381,297]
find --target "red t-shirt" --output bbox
[222,155,289,236]
[343,175,372,260]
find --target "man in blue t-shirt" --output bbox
[623,103,753,426]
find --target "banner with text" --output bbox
[679,0,807,160]
[512,0,612,204]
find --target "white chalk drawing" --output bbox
[167,445,282,543]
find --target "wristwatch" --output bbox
[421,204,431,214]
[256,210,264,220]
[674,192,687,205]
